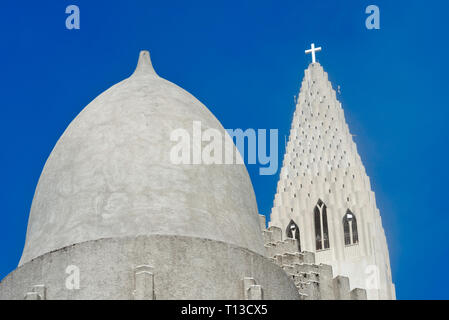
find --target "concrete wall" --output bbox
[0,235,299,300]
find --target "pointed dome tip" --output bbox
[138,50,151,63]
[134,50,157,76]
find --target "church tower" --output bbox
[269,44,396,299]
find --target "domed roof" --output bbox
[19,51,264,265]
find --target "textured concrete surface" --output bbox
[19,51,264,265]
[269,62,395,299]
[1,235,300,300]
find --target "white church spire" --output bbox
[269,53,395,299]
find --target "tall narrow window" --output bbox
[343,210,359,246]
[286,220,301,252]
[314,199,330,250]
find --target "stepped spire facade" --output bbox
[269,48,395,299]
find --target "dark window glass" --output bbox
[286,220,301,252]
[343,210,359,245]
[322,206,330,249]
[343,216,351,245]
[314,199,330,250]
[314,206,322,250]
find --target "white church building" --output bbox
[268,44,395,300]
[0,46,395,300]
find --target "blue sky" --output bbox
[1,0,448,299]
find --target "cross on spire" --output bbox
[305,43,322,64]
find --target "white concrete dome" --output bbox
[19,51,264,265]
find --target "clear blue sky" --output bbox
[1,0,448,299]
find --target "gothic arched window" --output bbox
[343,210,359,246]
[286,219,301,252]
[314,199,330,250]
